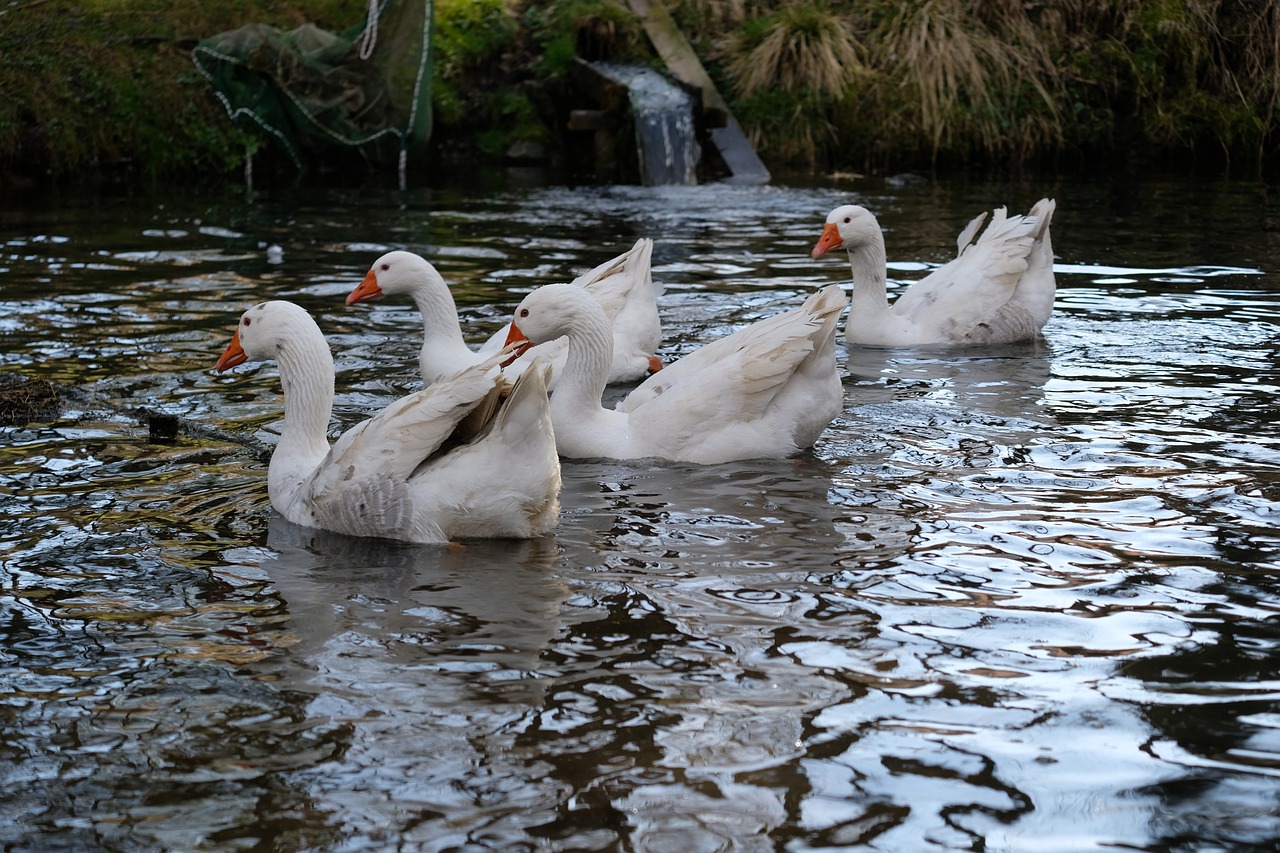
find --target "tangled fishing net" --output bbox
[193,0,432,183]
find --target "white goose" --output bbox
[346,238,664,386]
[811,199,1056,346]
[214,300,561,543]
[502,283,848,464]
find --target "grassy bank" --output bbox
[1,0,1277,188]
[709,0,1280,174]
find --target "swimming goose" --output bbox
[346,238,664,385]
[214,300,561,543]
[502,283,848,464]
[811,199,1056,346]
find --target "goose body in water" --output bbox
[503,283,848,464]
[812,199,1056,346]
[215,300,561,543]
[347,238,663,386]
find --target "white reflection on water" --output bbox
[1,176,1279,850]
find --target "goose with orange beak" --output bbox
[346,238,664,386]
[812,198,1056,346]
[214,300,561,543]
[502,282,846,464]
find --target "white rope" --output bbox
[358,0,380,60]
[399,0,433,186]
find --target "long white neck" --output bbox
[407,266,472,380]
[269,329,334,506]
[553,308,613,414]
[846,233,893,318]
[544,299,633,459]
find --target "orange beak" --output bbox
[346,269,383,305]
[215,327,247,372]
[811,222,843,259]
[501,321,532,367]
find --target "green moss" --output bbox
[434,0,519,76]
[0,0,366,184]
[431,0,541,158]
[524,0,645,76]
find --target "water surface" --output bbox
[2,174,1278,851]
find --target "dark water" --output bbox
[2,173,1279,851]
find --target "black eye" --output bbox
[843,217,852,224]
[380,263,390,271]
[243,317,251,326]
[519,308,529,318]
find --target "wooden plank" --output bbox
[568,110,615,132]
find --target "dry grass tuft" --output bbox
[872,0,1060,157]
[725,1,864,98]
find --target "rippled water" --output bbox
[2,173,1279,851]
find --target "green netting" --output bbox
[193,0,432,178]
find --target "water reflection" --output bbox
[843,339,1054,413]
[512,459,863,849]
[239,519,570,846]
[258,517,565,701]
[3,175,1280,850]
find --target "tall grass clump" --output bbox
[719,1,863,166]
[714,0,1064,171]
[714,0,1280,173]
[866,0,1060,163]
[1043,0,1280,168]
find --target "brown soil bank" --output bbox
[2,0,1278,188]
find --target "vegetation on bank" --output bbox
[0,1,360,184]
[1,0,1278,187]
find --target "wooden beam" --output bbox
[568,110,615,131]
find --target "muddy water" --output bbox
[2,174,1278,851]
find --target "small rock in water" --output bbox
[266,244,284,264]
[505,140,547,163]
[885,173,928,188]
[147,411,180,443]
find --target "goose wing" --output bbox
[620,286,845,450]
[892,205,1042,339]
[305,355,507,512]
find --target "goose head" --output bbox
[215,300,316,372]
[811,204,881,258]
[346,250,437,305]
[502,283,599,362]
